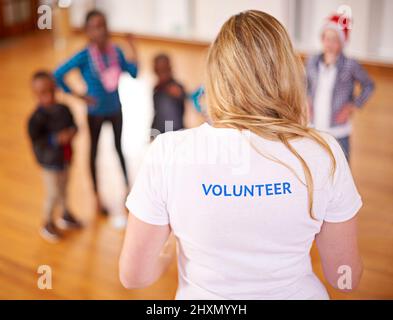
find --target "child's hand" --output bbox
[56,130,69,145]
[82,95,96,106]
[335,103,357,124]
[56,128,76,145]
[76,94,96,106]
[166,84,183,98]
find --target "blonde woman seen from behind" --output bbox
[119,10,362,299]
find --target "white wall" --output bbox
[69,0,94,27]
[68,0,290,40]
[153,0,191,38]
[68,0,393,63]
[70,0,191,39]
[95,0,155,34]
[192,0,290,41]
[378,0,393,59]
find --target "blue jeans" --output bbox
[337,136,350,161]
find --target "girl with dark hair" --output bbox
[54,10,138,215]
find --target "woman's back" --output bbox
[120,10,362,300]
[126,123,361,299]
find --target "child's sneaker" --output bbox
[58,211,83,230]
[40,222,62,243]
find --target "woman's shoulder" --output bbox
[287,131,346,174]
[314,131,343,155]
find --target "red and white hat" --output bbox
[322,13,352,45]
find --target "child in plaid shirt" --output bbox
[306,13,374,160]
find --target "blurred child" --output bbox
[306,13,375,160]
[54,10,138,215]
[28,71,82,242]
[151,54,185,139]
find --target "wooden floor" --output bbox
[0,31,392,300]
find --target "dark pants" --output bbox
[87,111,129,193]
[337,136,350,162]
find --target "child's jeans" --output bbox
[42,167,69,223]
[337,136,350,162]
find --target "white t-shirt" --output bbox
[126,123,362,300]
[313,62,352,138]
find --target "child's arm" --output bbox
[64,105,78,132]
[352,60,375,108]
[116,46,138,79]
[54,51,85,94]
[54,51,95,104]
[305,57,313,98]
[125,34,138,64]
[56,128,76,145]
[58,106,78,145]
[166,83,186,100]
[336,60,375,124]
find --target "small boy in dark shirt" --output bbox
[28,71,82,242]
[151,54,185,139]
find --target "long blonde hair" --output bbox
[205,10,336,219]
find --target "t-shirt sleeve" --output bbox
[324,136,362,223]
[125,135,169,225]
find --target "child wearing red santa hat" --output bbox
[306,13,375,161]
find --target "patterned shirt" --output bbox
[306,53,375,129]
[54,46,138,116]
